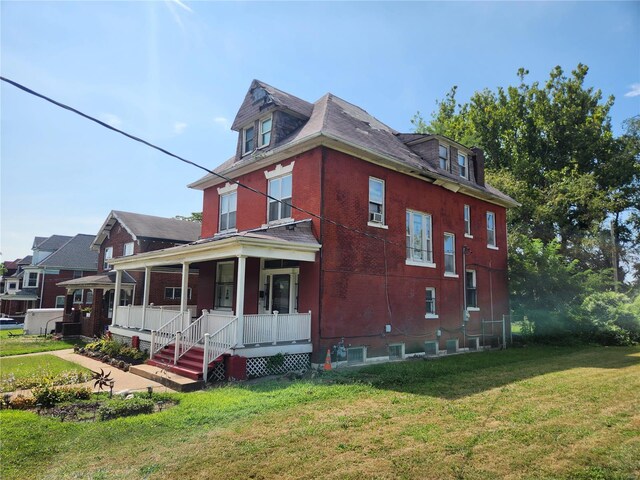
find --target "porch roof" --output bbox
[0,289,39,301]
[108,219,321,270]
[57,271,137,289]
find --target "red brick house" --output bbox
[1,235,97,319]
[58,211,201,338]
[107,80,517,381]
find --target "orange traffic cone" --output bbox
[323,349,332,371]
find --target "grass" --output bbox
[0,354,91,392]
[1,346,639,479]
[0,330,85,357]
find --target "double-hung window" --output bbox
[219,191,237,232]
[464,205,472,237]
[243,126,255,155]
[444,233,456,275]
[26,272,38,288]
[439,145,449,170]
[425,288,437,317]
[103,247,113,271]
[268,174,292,222]
[368,177,385,225]
[458,153,468,179]
[487,212,497,248]
[165,287,192,300]
[259,116,272,147]
[406,210,433,265]
[215,261,234,310]
[466,270,478,309]
[73,289,83,304]
[123,242,134,256]
[55,296,65,308]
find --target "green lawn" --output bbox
[1,346,639,479]
[0,354,91,392]
[0,330,84,357]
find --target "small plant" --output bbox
[97,397,155,421]
[8,394,35,410]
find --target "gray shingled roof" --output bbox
[193,82,516,206]
[17,256,32,266]
[57,271,136,288]
[32,236,47,249]
[195,219,319,247]
[231,79,314,131]
[37,234,98,271]
[35,235,73,252]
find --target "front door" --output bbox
[271,274,291,314]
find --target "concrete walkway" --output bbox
[5,349,176,397]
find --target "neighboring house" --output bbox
[1,258,26,317]
[58,211,201,337]
[107,80,518,381]
[0,235,98,318]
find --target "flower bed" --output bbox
[75,336,148,372]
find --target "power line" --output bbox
[1,75,409,249]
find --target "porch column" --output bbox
[141,266,151,331]
[235,255,246,348]
[180,261,190,319]
[113,270,122,326]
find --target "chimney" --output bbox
[472,147,485,186]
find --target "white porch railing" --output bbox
[114,305,191,332]
[203,317,238,380]
[150,311,189,358]
[243,311,311,345]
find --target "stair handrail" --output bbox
[203,316,238,380]
[150,311,186,358]
[176,312,206,360]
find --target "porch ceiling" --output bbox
[108,223,321,271]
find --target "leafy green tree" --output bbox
[175,212,202,222]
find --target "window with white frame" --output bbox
[103,247,113,270]
[487,211,497,248]
[444,233,456,275]
[215,261,234,309]
[165,287,192,300]
[268,174,292,222]
[8,282,17,291]
[406,210,433,264]
[458,153,468,179]
[368,177,385,224]
[219,191,237,231]
[55,296,65,308]
[466,270,478,309]
[259,116,272,148]
[243,126,255,155]
[439,144,449,170]
[26,272,38,288]
[85,290,93,304]
[464,205,471,237]
[123,242,134,256]
[73,289,83,304]
[425,288,437,317]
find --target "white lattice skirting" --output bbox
[246,353,311,379]
[208,361,226,382]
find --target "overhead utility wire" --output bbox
[0,75,432,257]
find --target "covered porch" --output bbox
[107,220,321,379]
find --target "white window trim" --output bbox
[425,287,438,318]
[165,287,192,300]
[458,152,468,179]
[266,173,293,224]
[439,144,450,171]
[123,242,134,257]
[219,191,238,233]
[464,204,473,238]
[444,232,456,276]
[368,177,386,226]
[242,125,255,156]
[264,161,295,179]
[487,211,497,249]
[55,295,65,308]
[258,115,272,149]
[104,247,113,271]
[217,182,238,195]
[406,209,434,266]
[25,271,39,288]
[215,261,235,310]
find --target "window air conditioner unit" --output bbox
[370,212,383,223]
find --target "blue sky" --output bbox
[1,1,638,263]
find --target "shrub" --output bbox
[97,397,155,421]
[10,395,36,410]
[572,291,640,345]
[32,382,93,407]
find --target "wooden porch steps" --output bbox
[146,345,222,382]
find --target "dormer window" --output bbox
[458,153,468,179]
[243,126,255,155]
[259,116,272,148]
[439,145,449,170]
